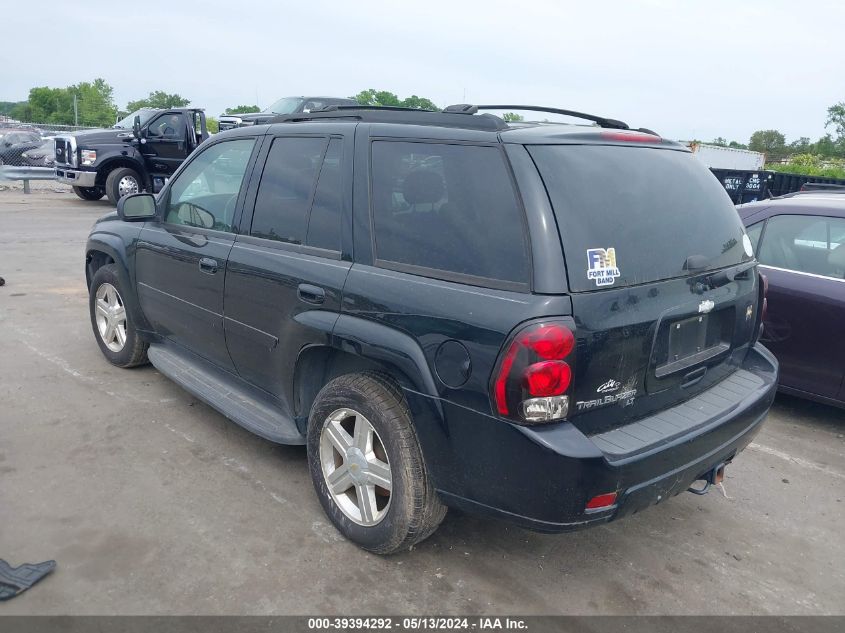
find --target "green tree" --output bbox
[728,141,748,149]
[352,89,401,107]
[825,102,845,139]
[788,137,811,154]
[206,116,219,134]
[74,78,118,127]
[502,112,524,122]
[398,95,439,110]
[711,137,728,147]
[9,78,116,126]
[0,101,26,117]
[748,129,786,159]
[224,105,260,114]
[126,90,191,112]
[351,89,438,110]
[811,134,838,158]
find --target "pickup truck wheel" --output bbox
[73,186,104,201]
[307,372,446,554]
[105,167,141,206]
[88,264,148,367]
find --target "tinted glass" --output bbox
[264,97,303,114]
[164,138,255,232]
[251,136,326,245]
[746,222,763,253]
[306,138,342,251]
[371,141,529,284]
[758,214,845,279]
[114,109,157,129]
[530,145,750,292]
[147,113,183,138]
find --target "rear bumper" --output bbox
[416,344,778,532]
[55,168,96,187]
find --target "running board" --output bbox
[148,344,305,445]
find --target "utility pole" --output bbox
[73,94,78,126]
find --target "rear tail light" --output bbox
[492,321,575,424]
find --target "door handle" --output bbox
[297,284,326,305]
[199,257,219,274]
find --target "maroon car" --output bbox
[739,191,845,407]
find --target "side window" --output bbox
[758,214,845,279]
[147,114,183,138]
[250,136,327,246]
[745,221,764,254]
[306,138,343,251]
[370,141,529,284]
[164,138,256,232]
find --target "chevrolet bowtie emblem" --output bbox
[698,299,715,314]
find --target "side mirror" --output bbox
[117,193,157,221]
[132,115,143,140]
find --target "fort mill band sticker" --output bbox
[587,247,621,287]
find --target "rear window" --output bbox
[530,145,750,292]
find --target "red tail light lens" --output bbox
[492,321,575,423]
[522,324,574,360]
[524,361,572,397]
[585,492,618,511]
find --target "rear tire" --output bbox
[88,264,148,368]
[307,372,446,554]
[73,186,104,201]
[105,167,142,206]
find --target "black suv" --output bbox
[84,104,778,554]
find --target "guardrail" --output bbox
[0,166,56,194]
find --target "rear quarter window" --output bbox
[370,141,529,287]
[530,145,750,292]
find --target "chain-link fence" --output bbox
[0,121,99,191]
[0,121,97,168]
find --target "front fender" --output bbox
[96,152,148,183]
[86,227,151,333]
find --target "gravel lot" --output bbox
[1,190,843,615]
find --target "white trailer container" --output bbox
[686,143,765,170]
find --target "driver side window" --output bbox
[147,113,184,138]
[164,138,256,232]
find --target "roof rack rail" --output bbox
[271,105,508,131]
[444,104,629,130]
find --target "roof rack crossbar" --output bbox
[452,104,629,130]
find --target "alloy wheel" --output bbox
[319,407,392,526]
[95,282,127,352]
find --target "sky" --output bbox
[2,0,843,143]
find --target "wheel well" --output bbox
[95,159,147,189]
[293,346,413,423]
[85,250,115,288]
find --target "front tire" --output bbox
[73,186,104,201]
[307,372,446,554]
[88,264,148,367]
[105,167,142,206]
